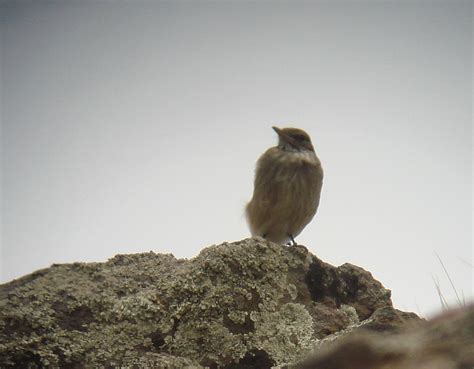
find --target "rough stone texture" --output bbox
[0,238,411,368]
[293,304,474,369]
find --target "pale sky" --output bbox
[1,1,472,317]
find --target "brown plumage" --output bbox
[246,127,323,245]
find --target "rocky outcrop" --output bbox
[0,238,419,368]
[294,304,474,369]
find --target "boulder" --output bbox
[0,238,419,368]
[294,304,474,369]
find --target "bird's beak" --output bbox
[272,126,282,135]
[272,126,292,144]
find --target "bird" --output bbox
[246,126,323,245]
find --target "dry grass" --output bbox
[433,252,468,311]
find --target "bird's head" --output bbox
[272,126,314,152]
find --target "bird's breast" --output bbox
[274,151,321,179]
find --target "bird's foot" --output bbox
[288,234,297,246]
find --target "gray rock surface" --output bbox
[294,304,474,369]
[0,238,418,368]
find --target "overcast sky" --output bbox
[1,1,472,317]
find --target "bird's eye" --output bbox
[294,134,307,142]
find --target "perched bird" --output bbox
[246,126,323,245]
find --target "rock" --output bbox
[293,304,474,369]
[363,306,421,333]
[0,238,414,368]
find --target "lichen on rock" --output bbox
[0,238,409,368]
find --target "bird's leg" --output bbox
[289,234,297,246]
